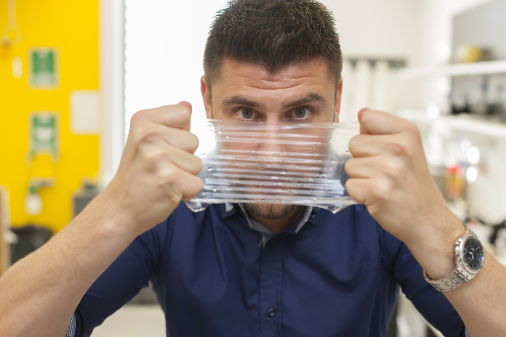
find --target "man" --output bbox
[1,0,506,336]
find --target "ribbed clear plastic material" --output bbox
[185,120,360,214]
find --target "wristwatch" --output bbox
[423,224,485,292]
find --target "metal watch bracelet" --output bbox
[423,224,484,293]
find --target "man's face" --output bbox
[200,57,343,220]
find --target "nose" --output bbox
[259,128,285,154]
[255,119,290,170]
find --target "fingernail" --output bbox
[358,108,370,121]
[178,101,192,109]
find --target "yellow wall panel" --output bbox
[0,0,100,232]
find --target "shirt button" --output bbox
[269,240,276,247]
[267,308,276,317]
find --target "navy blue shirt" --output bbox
[73,203,465,337]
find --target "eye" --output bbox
[293,107,309,119]
[240,109,254,119]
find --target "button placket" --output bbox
[259,236,282,337]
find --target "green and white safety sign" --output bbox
[28,112,59,161]
[29,48,58,87]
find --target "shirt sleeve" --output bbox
[66,314,77,337]
[379,226,467,337]
[72,217,174,337]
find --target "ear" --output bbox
[333,78,343,123]
[201,76,213,119]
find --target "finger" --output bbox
[140,140,203,175]
[346,153,407,181]
[136,103,192,131]
[358,108,372,135]
[166,145,203,176]
[345,178,370,204]
[357,107,370,124]
[350,132,421,162]
[156,161,203,202]
[169,164,204,200]
[138,123,200,154]
[359,109,411,135]
[345,157,377,179]
[348,134,389,157]
[178,101,192,110]
[161,126,200,154]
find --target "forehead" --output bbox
[211,57,335,96]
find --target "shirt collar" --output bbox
[224,202,315,234]
[220,202,238,219]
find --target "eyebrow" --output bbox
[282,92,326,108]
[222,96,265,109]
[222,92,326,109]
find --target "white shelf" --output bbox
[399,60,506,79]
[399,109,506,139]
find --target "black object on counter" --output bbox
[10,225,53,264]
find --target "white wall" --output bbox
[321,0,425,121]
[124,0,228,154]
[323,0,422,64]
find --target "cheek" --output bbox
[310,112,335,123]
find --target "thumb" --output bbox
[176,101,193,131]
[357,107,370,122]
[358,107,371,135]
[178,101,193,114]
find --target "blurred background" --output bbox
[1,0,506,336]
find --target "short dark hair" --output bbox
[204,0,343,88]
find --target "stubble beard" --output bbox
[243,203,297,220]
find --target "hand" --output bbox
[344,109,462,256]
[104,102,203,236]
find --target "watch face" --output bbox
[463,237,485,271]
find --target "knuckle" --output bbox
[360,110,374,126]
[405,122,420,136]
[190,133,200,151]
[158,164,179,185]
[348,135,360,153]
[383,161,401,178]
[144,149,169,168]
[361,109,372,121]
[178,104,192,118]
[195,176,204,189]
[187,176,204,198]
[172,106,191,125]
[178,132,199,153]
[131,109,149,124]
[389,139,409,156]
[344,179,351,191]
[167,189,183,206]
[138,127,159,144]
[345,179,365,204]
[344,158,355,174]
[369,179,390,200]
[193,157,204,173]
[344,179,355,195]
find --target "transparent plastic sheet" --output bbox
[185,120,360,214]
